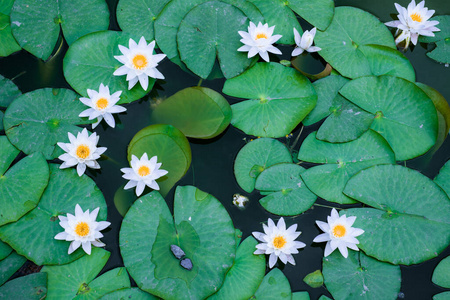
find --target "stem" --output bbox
[197,79,203,87]
[290,125,304,151]
[11,71,26,81]
[313,203,339,210]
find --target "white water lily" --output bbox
[54,204,110,255]
[57,128,107,176]
[121,153,168,196]
[385,0,440,48]
[313,208,364,258]
[79,83,126,129]
[238,21,282,62]
[113,36,166,90]
[292,27,321,56]
[252,217,306,268]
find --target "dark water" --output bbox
[1,0,450,299]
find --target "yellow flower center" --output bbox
[256,33,268,40]
[76,145,90,159]
[273,235,287,249]
[95,98,109,110]
[132,54,148,70]
[332,224,346,238]
[138,165,150,177]
[75,222,90,237]
[410,13,422,22]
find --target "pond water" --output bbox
[1,0,450,299]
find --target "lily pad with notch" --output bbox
[0,272,47,299]
[0,251,27,286]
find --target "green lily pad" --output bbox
[150,87,232,139]
[433,292,450,300]
[10,0,109,60]
[432,256,450,288]
[292,291,310,300]
[100,288,158,300]
[0,251,26,286]
[323,250,401,300]
[0,135,19,175]
[255,163,317,216]
[0,110,3,130]
[73,268,130,300]
[113,184,136,217]
[417,83,450,136]
[319,296,332,300]
[434,159,450,198]
[0,164,107,265]
[0,74,21,108]
[298,130,395,204]
[0,273,47,299]
[303,270,323,288]
[208,237,266,300]
[127,124,191,196]
[343,164,450,265]
[0,240,12,260]
[3,88,93,160]
[0,11,21,57]
[427,39,450,64]
[420,16,450,43]
[234,138,292,193]
[314,7,395,78]
[251,268,291,299]
[339,75,438,161]
[223,62,317,138]
[120,186,236,299]
[64,30,154,104]
[287,0,334,31]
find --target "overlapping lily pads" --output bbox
[0,251,26,286]
[3,88,93,160]
[223,62,317,137]
[120,186,236,299]
[286,0,334,31]
[0,273,47,299]
[419,16,450,64]
[251,268,291,299]
[0,74,21,108]
[0,164,107,265]
[343,164,450,265]
[0,240,12,261]
[0,0,20,57]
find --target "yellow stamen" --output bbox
[332,224,346,238]
[138,165,150,177]
[256,33,268,40]
[132,54,148,70]
[76,145,90,159]
[273,235,287,249]
[96,98,108,110]
[410,13,422,22]
[75,222,90,237]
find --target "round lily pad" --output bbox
[120,186,236,299]
[0,273,47,299]
[0,251,26,286]
[286,0,334,31]
[298,130,395,204]
[323,250,401,300]
[3,88,93,160]
[127,124,191,196]
[427,39,450,64]
[64,30,154,104]
[433,292,450,300]
[234,138,292,193]
[255,163,317,216]
[303,270,323,288]
[251,268,291,299]
[150,87,232,139]
[343,164,450,265]
[10,0,109,60]
[0,164,107,265]
[223,62,317,138]
[100,288,158,300]
[432,256,450,288]
[0,6,21,57]
[314,7,395,79]
[0,74,21,108]
[339,75,438,161]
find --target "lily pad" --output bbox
[0,135,19,175]
[427,39,450,64]
[433,292,450,300]
[432,256,450,288]
[323,250,401,300]
[0,74,21,108]
[417,83,450,136]
[0,251,26,286]
[3,88,93,160]
[314,7,395,78]
[0,110,3,130]
[255,163,317,216]
[100,288,158,300]
[298,130,395,204]
[0,164,107,265]
[64,30,154,104]
[343,164,450,265]
[303,270,323,288]
[339,75,438,161]
[120,186,236,299]
[292,291,310,300]
[251,268,291,299]
[10,0,109,60]
[127,124,191,196]
[286,0,334,31]
[234,138,292,193]
[0,240,12,260]
[223,62,317,138]
[73,268,130,300]
[434,159,450,198]
[150,87,232,139]
[0,11,21,57]
[0,273,47,299]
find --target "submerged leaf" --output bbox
[303,270,324,288]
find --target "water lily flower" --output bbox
[113,36,166,90]
[385,0,440,48]
[57,128,107,176]
[238,21,282,62]
[54,204,110,255]
[252,217,306,268]
[313,208,364,258]
[78,83,126,129]
[121,153,168,196]
[292,27,321,56]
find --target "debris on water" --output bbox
[233,194,249,209]
[170,245,186,260]
[180,258,193,270]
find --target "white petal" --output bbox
[324,241,334,257]
[103,113,116,128]
[82,242,92,255]
[338,244,349,258]
[136,180,145,196]
[77,163,87,176]
[268,253,278,268]
[124,180,138,190]
[54,232,68,240]
[313,233,331,243]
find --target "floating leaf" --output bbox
[339,75,438,161]
[0,8,21,57]
[287,0,334,31]
[417,83,450,135]
[299,130,395,204]
[0,273,47,299]
[315,7,395,78]
[120,186,236,299]
[292,291,311,300]
[251,268,291,299]
[3,88,93,160]
[113,184,136,217]
[323,250,401,299]
[432,256,450,288]
[434,159,450,198]
[419,16,450,43]
[0,135,19,175]
[303,270,323,288]
[255,163,316,216]
[0,164,107,265]
[234,138,292,193]
[0,251,26,286]
[343,164,450,265]
[64,30,153,104]
[0,74,21,108]
[0,240,12,260]
[427,39,450,64]
[223,62,317,137]
[127,124,191,196]
[73,268,130,300]
[433,292,450,300]
[100,288,158,300]
[0,111,3,131]
[10,0,109,60]
[150,87,232,139]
